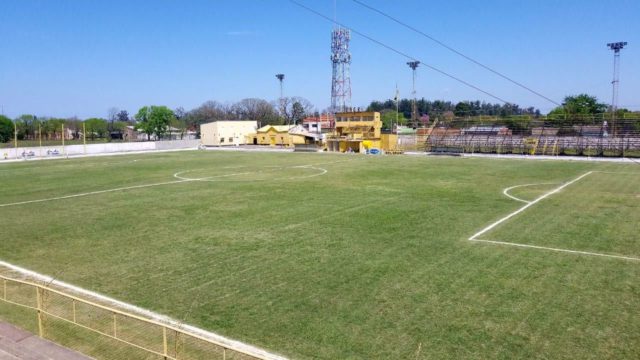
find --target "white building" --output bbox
[200,120,258,146]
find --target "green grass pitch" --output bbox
[1,151,639,359]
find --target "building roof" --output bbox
[257,125,294,133]
[201,120,258,125]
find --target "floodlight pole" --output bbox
[607,42,627,137]
[13,120,18,159]
[275,74,285,124]
[407,61,420,127]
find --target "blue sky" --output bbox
[1,0,638,119]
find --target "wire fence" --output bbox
[0,275,266,360]
[396,115,640,157]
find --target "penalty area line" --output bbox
[0,260,288,360]
[469,171,593,241]
[469,238,640,262]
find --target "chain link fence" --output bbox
[0,275,267,360]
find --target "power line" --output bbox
[288,0,513,104]
[350,0,561,107]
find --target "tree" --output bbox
[135,106,175,140]
[107,107,119,131]
[15,114,37,140]
[116,110,129,123]
[291,101,306,125]
[0,115,13,143]
[231,98,279,124]
[380,110,407,130]
[279,97,314,125]
[454,102,472,117]
[84,118,108,140]
[548,94,608,117]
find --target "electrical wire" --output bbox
[350,0,561,107]
[288,0,513,105]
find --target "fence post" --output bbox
[113,313,117,338]
[72,299,77,323]
[36,287,44,338]
[163,326,168,359]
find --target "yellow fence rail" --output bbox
[0,275,267,360]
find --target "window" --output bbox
[220,137,224,143]
[228,137,233,142]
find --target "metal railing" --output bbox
[0,275,266,360]
[411,117,640,157]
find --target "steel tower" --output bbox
[331,27,352,113]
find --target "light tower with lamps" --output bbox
[607,41,627,136]
[406,61,420,127]
[275,73,286,124]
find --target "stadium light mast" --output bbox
[607,41,627,136]
[275,74,286,124]
[407,61,420,127]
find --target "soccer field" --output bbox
[1,151,639,359]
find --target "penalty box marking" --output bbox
[469,171,640,262]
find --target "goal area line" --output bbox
[468,171,640,262]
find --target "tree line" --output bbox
[2,93,637,143]
[0,96,318,143]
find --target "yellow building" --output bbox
[253,125,311,147]
[326,111,397,153]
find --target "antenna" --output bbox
[407,61,420,126]
[275,74,286,124]
[331,27,352,114]
[607,42,627,136]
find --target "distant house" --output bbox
[302,114,335,133]
[124,126,147,141]
[200,121,257,146]
[254,125,296,146]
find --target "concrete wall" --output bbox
[2,140,198,160]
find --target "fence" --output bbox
[396,116,640,157]
[1,139,200,160]
[0,275,266,360]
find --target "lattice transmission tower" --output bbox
[331,27,352,113]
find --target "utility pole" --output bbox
[407,61,420,127]
[275,74,285,124]
[607,42,627,136]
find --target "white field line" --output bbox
[467,239,640,262]
[470,170,640,262]
[593,171,640,175]
[469,171,593,241]
[501,183,556,204]
[0,261,287,360]
[174,163,333,182]
[0,179,193,208]
[0,159,345,208]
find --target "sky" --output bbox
[0,0,639,119]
